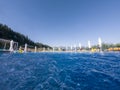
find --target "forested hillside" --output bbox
[0,23,51,48]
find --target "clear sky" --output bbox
[0,0,120,46]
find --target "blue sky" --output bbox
[0,0,120,46]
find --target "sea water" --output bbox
[0,52,120,90]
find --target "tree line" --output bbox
[0,23,51,49]
[91,43,120,51]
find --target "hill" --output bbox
[0,23,51,49]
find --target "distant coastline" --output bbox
[0,23,120,52]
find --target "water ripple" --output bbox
[0,52,120,90]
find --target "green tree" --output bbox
[0,23,51,49]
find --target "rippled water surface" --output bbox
[0,52,120,90]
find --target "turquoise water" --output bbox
[0,52,120,90]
